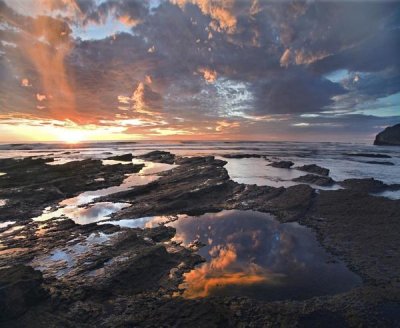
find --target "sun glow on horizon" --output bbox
[59,129,85,144]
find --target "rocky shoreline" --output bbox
[0,152,399,327]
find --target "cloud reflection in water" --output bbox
[168,210,361,301]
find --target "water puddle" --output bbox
[0,221,15,229]
[61,160,176,207]
[223,158,341,190]
[132,159,177,175]
[109,210,361,301]
[32,232,116,277]
[33,202,130,225]
[102,160,131,166]
[0,225,24,236]
[61,174,159,206]
[31,159,177,224]
[100,215,182,229]
[46,158,82,165]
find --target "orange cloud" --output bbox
[198,67,217,83]
[173,0,237,33]
[21,78,31,87]
[280,48,291,67]
[14,16,76,119]
[36,93,47,101]
[216,120,240,132]
[280,48,329,67]
[179,243,281,298]
[118,15,141,27]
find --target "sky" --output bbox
[0,0,399,143]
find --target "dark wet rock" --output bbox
[269,160,294,168]
[339,178,388,193]
[105,153,133,161]
[0,265,47,321]
[365,160,394,166]
[174,155,222,166]
[135,150,175,164]
[102,156,242,218]
[374,123,400,146]
[296,164,330,176]
[0,158,144,222]
[306,189,400,284]
[344,152,392,158]
[293,174,335,186]
[262,184,315,221]
[370,302,400,327]
[222,153,266,159]
[298,310,348,328]
[104,245,182,295]
[145,225,176,242]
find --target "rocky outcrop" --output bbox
[293,174,335,186]
[269,160,294,168]
[338,178,400,193]
[0,157,144,222]
[102,156,244,218]
[296,164,329,176]
[0,265,47,321]
[136,150,176,164]
[344,153,391,158]
[374,124,400,146]
[106,153,133,161]
[222,154,266,159]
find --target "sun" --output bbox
[59,129,85,144]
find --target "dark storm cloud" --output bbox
[250,68,345,115]
[311,30,400,75]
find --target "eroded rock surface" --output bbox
[106,153,134,161]
[136,150,176,164]
[1,151,400,327]
[222,154,266,159]
[0,158,143,222]
[296,164,330,176]
[293,174,335,186]
[339,178,400,193]
[269,160,294,168]
[0,265,47,322]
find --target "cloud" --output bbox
[21,78,31,87]
[216,120,239,132]
[251,68,345,115]
[172,0,237,33]
[198,67,217,83]
[80,0,148,27]
[36,93,47,101]
[1,2,76,119]
[0,0,399,141]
